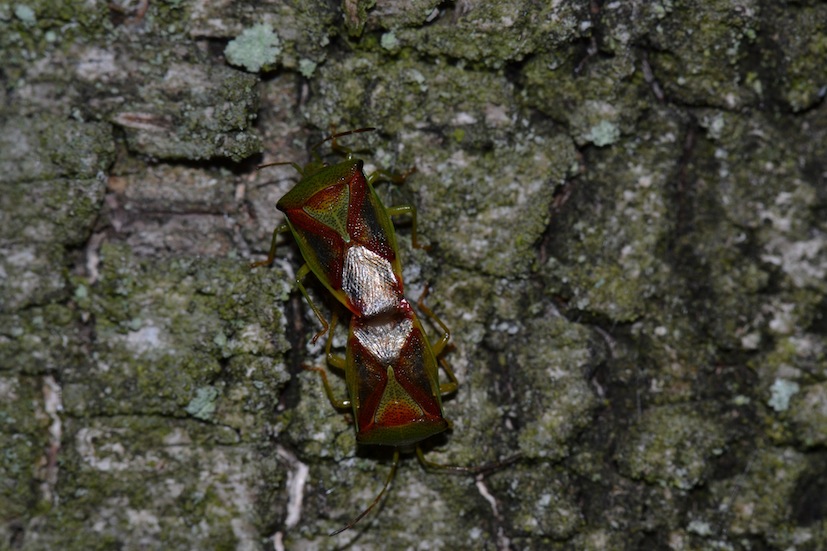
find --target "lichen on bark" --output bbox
[2,0,827,549]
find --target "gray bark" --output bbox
[1,1,826,549]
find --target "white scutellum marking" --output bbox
[343,246,402,316]
[353,316,413,364]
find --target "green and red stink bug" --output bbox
[251,128,422,342]
[252,129,517,535]
[309,291,461,535]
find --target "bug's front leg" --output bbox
[303,310,350,410]
[249,224,291,269]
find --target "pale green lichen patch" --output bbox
[0,375,51,519]
[114,64,262,161]
[393,0,583,68]
[380,31,399,51]
[62,243,290,428]
[788,382,827,447]
[298,58,317,78]
[25,416,286,549]
[646,0,762,108]
[767,378,800,412]
[709,447,809,545]
[188,2,335,71]
[513,318,603,460]
[542,109,680,322]
[185,386,219,420]
[616,404,726,490]
[13,4,36,23]
[584,119,621,147]
[224,24,282,73]
[490,464,582,539]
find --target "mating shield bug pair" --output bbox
[252,128,517,534]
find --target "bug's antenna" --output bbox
[329,448,400,536]
[258,128,376,171]
[311,127,376,154]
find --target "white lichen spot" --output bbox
[75,47,122,82]
[127,509,161,533]
[224,24,281,73]
[162,427,191,446]
[380,32,399,50]
[14,4,36,24]
[76,428,129,471]
[453,112,478,125]
[687,519,712,536]
[484,103,510,126]
[125,323,163,354]
[708,113,725,139]
[740,331,761,350]
[767,302,796,335]
[185,386,219,420]
[586,120,620,147]
[298,58,317,78]
[768,378,800,412]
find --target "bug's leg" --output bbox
[304,365,350,410]
[249,224,291,269]
[363,157,425,246]
[416,286,457,394]
[330,448,400,536]
[324,310,347,371]
[304,310,351,410]
[368,166,419,223]
[293,264,331,344]
[250,228,330,343]
[367,166,417,186]
[386,204,430,250]
[436,357,459,397]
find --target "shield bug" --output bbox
[251,128,421,342]
[305,290,461,535]
[252,129,518,534]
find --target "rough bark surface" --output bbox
[1,1,826,549]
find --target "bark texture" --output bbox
[1,1,826,549]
